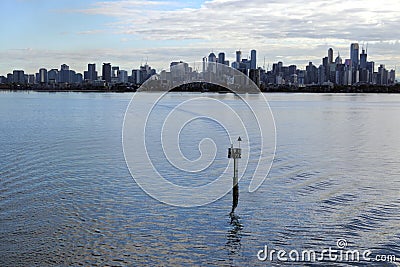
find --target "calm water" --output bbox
[1,91,400,266]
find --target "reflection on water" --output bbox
[230,184,239,221]
[1,92,400,266]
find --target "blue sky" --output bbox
[1,0,400,76]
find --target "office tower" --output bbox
[218,52,225,65]
[118,70,128,83]
[85,63,97,81]
[208,52,217,63]
[328,48,333,64]
[236,50,241,63]
[208,52,217,73]
[59,64,70,83]
[305,62,318,85]
[335,53,342,64]
[350,43,359,83]
[12,70,25,84]
[389,70,396,84]
[112,66,119,78]
[250,49,257,70]
[249,68,260,87]
[48,69,58,84]
[132,69,141,84]
[350,43,359,68]
[202,57,207,74]
[102,63,112,83]
[360,49,367,69]
[39,68,48,84]
[359,49,368,82]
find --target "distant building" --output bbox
[305,62,318,85]
[12,70,25,84]
[59,64,70,83]
[249,68,260,87]
[7,73,13,83]
[84,63,97,82]
[48,69,58,84]
[208,52,217,73]
[328,48,333,64]
[236,50,241,63]
[218,52,225,65]
[350,43,359,83]
[38,68,48,84]
[250,50,257,70]
[359,49,368,83]
[118,70,128,83]
[102,63,112,83]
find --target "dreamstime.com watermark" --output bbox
[257,239,398,263]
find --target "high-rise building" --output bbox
[59,64,70,83]
[236,50,241,63]
[48,69,58,84]
[208,52,217,63]
[102,63,112,83]
[359,49,368,83]
[112,66,119,78]
[350,43,359,83]
[118,70,128,83]
[39,68,48,84]
[328,48,334,64]
[12,70,25,84]
[84,63,97,82]
[250,49,257,70]
[360,49,367,69]
[350,43,359,68]
[218,52,225,65]
[208,52,217,73]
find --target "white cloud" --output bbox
[74,0,400,68]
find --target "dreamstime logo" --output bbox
[122,62,276,207]
[257,239,398,263]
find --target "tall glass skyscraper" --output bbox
[350,43,360,84]
[350,43,359,69]
[250,50,257,70]
[102,63,112,83]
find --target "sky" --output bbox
[1,0,400,76]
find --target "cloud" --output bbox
[78,0,400,43]
[69,0,400,70]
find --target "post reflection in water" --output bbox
[230,184,239,220]
[226,184,243,257]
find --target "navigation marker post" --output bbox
[228,137,242,216]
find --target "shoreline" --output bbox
[1,84,399,94]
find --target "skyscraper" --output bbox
[328,48,333,64]
[360,49,367,69]
[208,52,217,63]
[85,63,97,81]
[59,64,70,83]
[12,70,25,84]
[102,63,112,83]
[236,50,241,63]
[350,43,360,84]
[218,52,225,65]
[359,49,368,83]
[39,68,48,84]
[250,49,257,70]
[350,43,359,68]
[208,52,217,73]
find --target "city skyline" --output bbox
[1,44,396,88]
[2,0,400,77]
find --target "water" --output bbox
[0,91,399,266]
